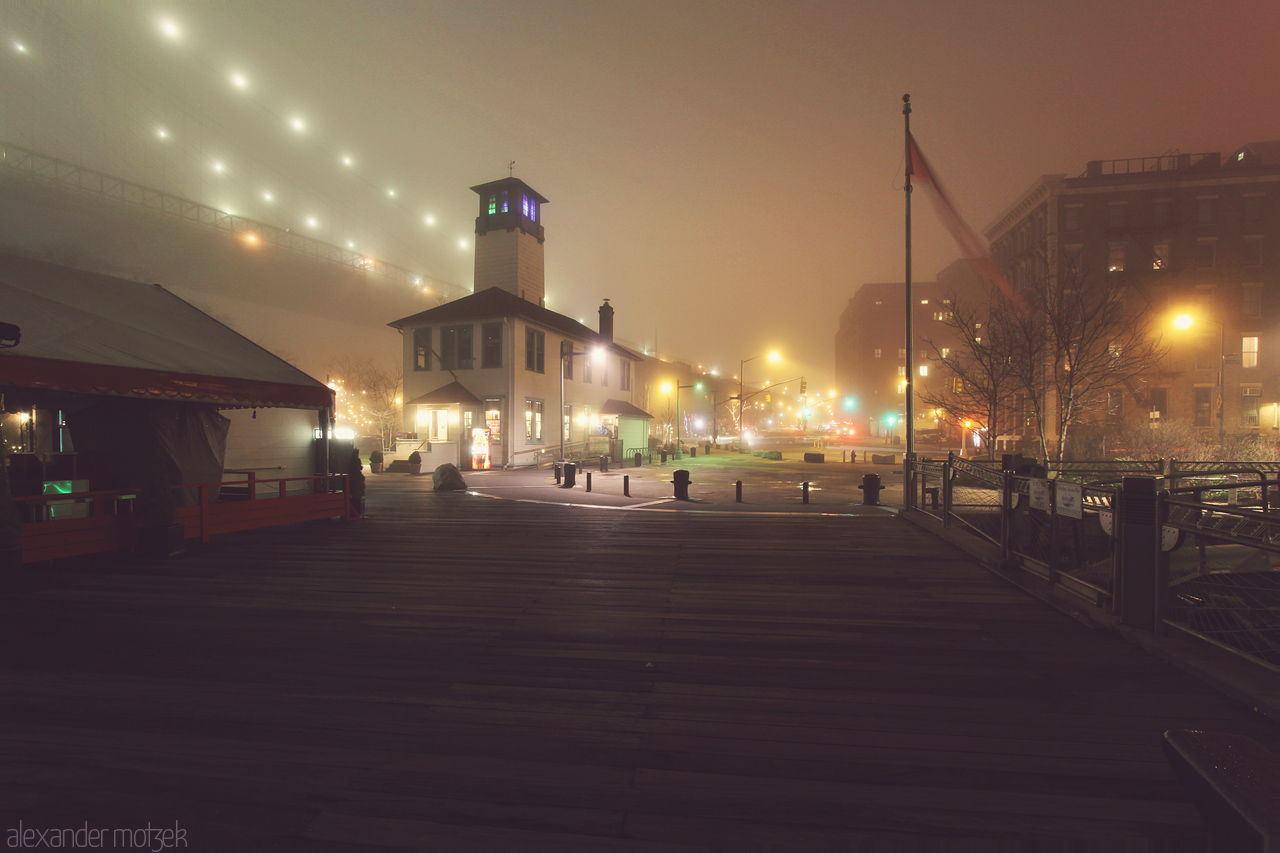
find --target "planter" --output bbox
[410,464,423,475]
[137,523,186,559]
[370,462,384,474]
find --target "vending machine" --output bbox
[470,427,492,470]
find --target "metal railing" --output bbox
[907,453,1280,671]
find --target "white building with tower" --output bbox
[390,177,650,469]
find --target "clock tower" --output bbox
[471,177,548,305]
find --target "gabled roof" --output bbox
[389,286,642,361]
[404,381,483,407]
[600,399,652,419]
[0,251,333,409]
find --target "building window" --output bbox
[1150,388,1168,421]
[898,348,906,359]
[1108,203,1127,228]
[440,325,473,370]
[501,190,509,213]
[1197,196,1217,224]
[601,354,609,387]
[1194,387,1212,427]
[413,327,431,371]
[897,365,906,377]
[463,410,473,434]
[484,398,502,442]
[1062,205,1081,232]
[873,348,882,359]
[522,194,530,217]
[1152,199,1172,226]
[525,328,545,373]
[1244,194,1264,222]
[487,194,497,215]
[1152,243,1169,270]
[933,310,952,321]
[940,347,951,359]
[918,365,928,377]
[1243,336,1259,368]
[582,351,592,383]
[481,322,503,369]
[1242,387,1261,426]
[1108,242,1125,272]
[524,399,543,443]
[530,199,538,222]
[422,408,448,442]
[1243,238,1263,267]
[620,360,632,391]
[920,299,929,305]
[1196,240,1216,269]
[1243,284,1263,318]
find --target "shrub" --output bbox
[369,449,384,464]
[407,450,422,465]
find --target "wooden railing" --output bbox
[12,475,352,564]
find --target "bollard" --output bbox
[735,480,742,503]
[586,471,592,492]
[660,449,667,464]
[624,475,630,497]
[671,469,692,500]
[600,455,608,473]
[553,462,562,484]
[858,473,884,506]
[802,482,809,504]
[562,462,577,488]
[634,452,643,468]
[689,447,697,458]
[705,442,711,455]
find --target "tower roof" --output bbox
[470,177,548,205]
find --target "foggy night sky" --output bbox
[3,0,1280,388]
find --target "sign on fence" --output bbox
[1057,482,1083,519]
[1030,479,1051,512]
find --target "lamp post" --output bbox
[674,381,702,453]
[737,351,780,441]
[1173,313,1226,446]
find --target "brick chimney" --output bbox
[598,299,614,342]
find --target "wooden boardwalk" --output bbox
[1,477,1277,848]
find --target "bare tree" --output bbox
[920,287,1023,460]
[328,356,403,452]
[1018,262,1168,462]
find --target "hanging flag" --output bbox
[907,133,1025,310]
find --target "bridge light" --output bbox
[423,215,435,226]
[341,155,353,166]
[158,18,181,40]
[230,72,248,89]
[306,217,318,228]
[290,117,305,133]
[261,191,273,202]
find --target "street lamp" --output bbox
[560,341,603,461]
[1173,313,1226,446]
[675,381,702,453]
[737,350,780,440]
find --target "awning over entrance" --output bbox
[404,381,484,407]
[600,399,653,419]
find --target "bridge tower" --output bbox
[470,177,548,305]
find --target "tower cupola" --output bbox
[470,177,549,305]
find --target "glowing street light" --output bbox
[230,72,248,89]
[1173,312,1226,444]
[737,350,781,438]
[158,19,181,40]
[290,117,306,133]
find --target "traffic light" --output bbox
[800,379,807,395]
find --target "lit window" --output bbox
[940,347,950,359]
[1152,243,1169,270]
[1242,387,1261,426]
[1243,336,1259,368]
[1108,242,1125,272]
[501,191,509,213]
[919,365,928,377]
[488,194,497,215]
[522,194,529,217]
[898,348,906,359]
[530,199,538,222]
[920,299,929,305]
[413,328,431,371]
[484,398,502,442]
[873,348,882,359]
[422,408,448,442]
[897,365,906,377]
[524,399,544,443]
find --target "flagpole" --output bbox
[903,94,915,510]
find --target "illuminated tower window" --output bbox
[488,195,497,215]
[501,191,509,213]
[522,194,530,217]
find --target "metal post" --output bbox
[1218,319,1226,447]
[1118,476,1160,630]
[999,469,1012,565]
[902,93,916,511]
[802,482,809,504]
[735,480,742,502]
[586,471,592,492]
[942,455,953,529]
[1048,479,1059,588]
[623,475,630,497]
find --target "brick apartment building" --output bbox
[984,142,1280,451]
